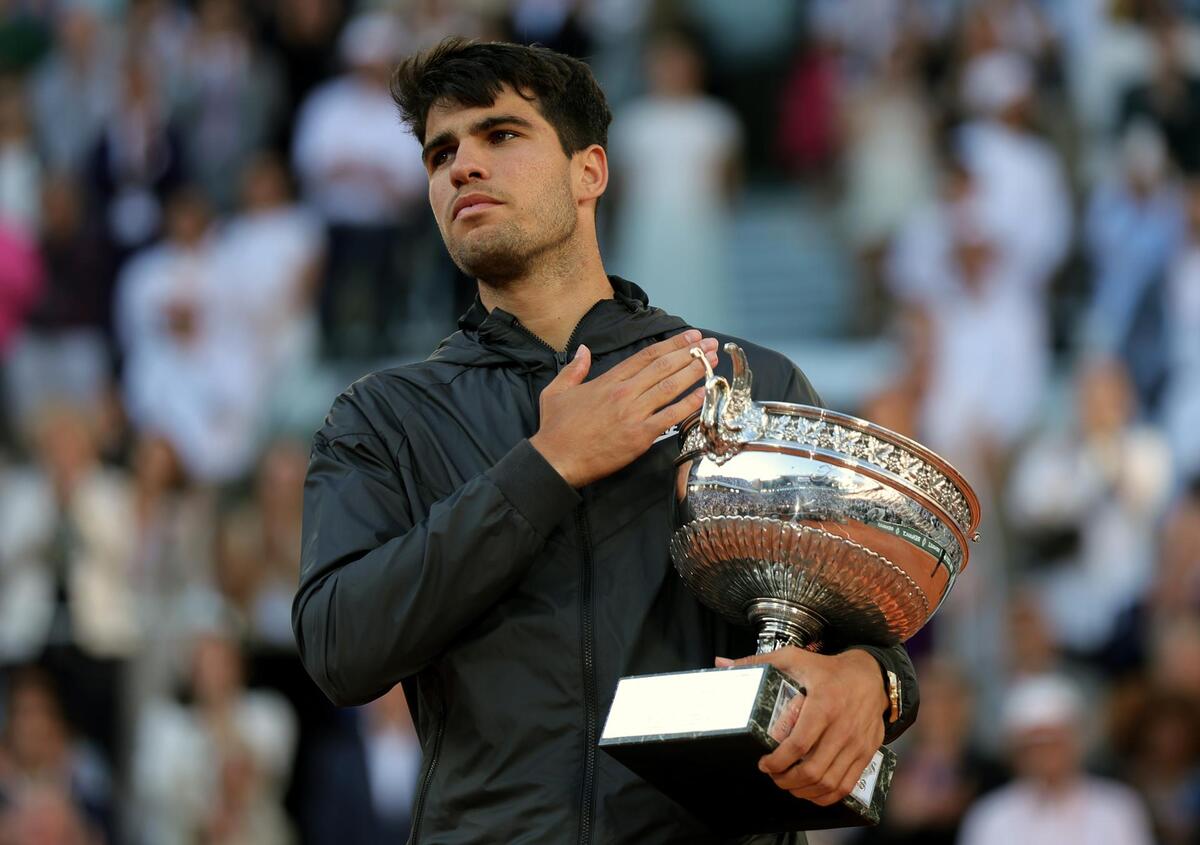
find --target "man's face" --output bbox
[422,87,580,283]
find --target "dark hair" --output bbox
[390,38,612,156]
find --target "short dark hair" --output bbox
[390,38,612,156]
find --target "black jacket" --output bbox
[293,278,919,845]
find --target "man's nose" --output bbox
[450,140,489,188]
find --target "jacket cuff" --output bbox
[487,439,581,537]
[845,644,919,744]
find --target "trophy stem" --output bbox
[748,599,825,654]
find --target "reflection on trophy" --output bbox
[600,343,982,835]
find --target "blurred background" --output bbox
[0,0,1198,843]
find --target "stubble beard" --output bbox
[445,177,578,287]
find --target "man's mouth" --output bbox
[453,194,503,220]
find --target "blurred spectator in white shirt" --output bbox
[957,50,1072,290]
[0,404,139,665]
[134,620,297,845]
[0,404,138,766]
[114,188,261,482]
[1006,359,1173,655]
[610,29,741,333]
[958,675,1154,845]
[292,10,427,356]
[889,161,1048,461]
[213,153,323,383]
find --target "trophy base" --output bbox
[599,665,895,835]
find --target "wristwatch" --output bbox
[883,669,902,724]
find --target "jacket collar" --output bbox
[431,276,687,367]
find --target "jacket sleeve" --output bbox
[292,394,580,707]
[780,361,921,743]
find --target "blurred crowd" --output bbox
[0,0,1198,843]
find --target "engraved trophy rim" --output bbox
[676,403,982,545]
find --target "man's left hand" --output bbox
[715,648,888,806]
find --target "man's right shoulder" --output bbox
[316,359,469,445]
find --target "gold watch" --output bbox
[884,669,902,724]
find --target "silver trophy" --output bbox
[600,343,981,835]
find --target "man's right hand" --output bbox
[529,329,719,488]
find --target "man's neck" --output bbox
[478,247,613,351]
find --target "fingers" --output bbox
[542,344,591,398]
[805,747,876,807]
[759,699,826,777]
[643,387,705,437]
[625,341,718,405]
[605,329,703,382]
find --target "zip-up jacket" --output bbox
[293,278,919,844]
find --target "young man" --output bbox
[293,38,919,844]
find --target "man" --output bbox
[293,38,919,844]
[958,675,1153,845]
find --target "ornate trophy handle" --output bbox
[691,342,761,462]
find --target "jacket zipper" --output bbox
[514,313,596,842]
[575,505,599,845]
[409,673,445,844]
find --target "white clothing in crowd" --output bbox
[0,467,140,662]
[133,690,297,845]
[610,95,741,333]
[1007,422,1173,651]
[212,204,323,376]
[291,13,425,227]
[115,237,263,482]
[958,778,1154,845]
[292,75,425,225]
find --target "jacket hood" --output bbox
[427,276,688,369]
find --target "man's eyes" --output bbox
[428,131,520,169]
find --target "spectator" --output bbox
[175,0,285,211]
[958,675,1155,845]
[5,174,114,440]
[0,404,138,761]
[610,28,741,333]
[211,152,323,387]
[958,50,1072,288]
[291,10,426,357]
[28,4,119,177]
[1082,121,1184,405]
[114,188,262,482]
[0,668,113,843]
[85,53,185,260]
[133,620,296,845]
[1006,359,1173,656]
[214,438,307,650]
[1118,13,1200,175]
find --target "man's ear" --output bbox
[574,144,608,204]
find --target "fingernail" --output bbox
[707,353,718,366]
[702,337,718,349]
[715,656,733,668]
[574,344,586,360]
[684,330,701,342]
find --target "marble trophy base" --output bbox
[599,664,895,835]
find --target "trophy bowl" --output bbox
[672,343,982,654]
